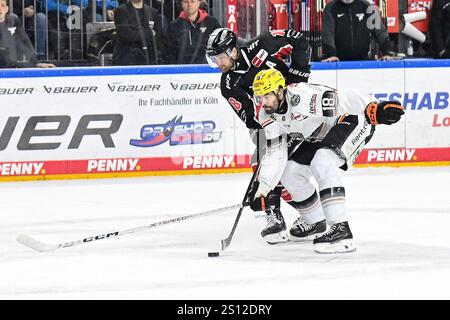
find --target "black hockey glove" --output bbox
[365,100,405,125]
[287,64,310,84]
[248,181,275,212]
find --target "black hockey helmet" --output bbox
[206,28,237,57]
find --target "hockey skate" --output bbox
[313,221,356,254]
[261,208,288,244]
[289,217,326,242]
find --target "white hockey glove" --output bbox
[248,180,273,212]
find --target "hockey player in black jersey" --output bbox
[205,28,312,244]
[206,28,311,129]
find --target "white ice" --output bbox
[1,166,450,299]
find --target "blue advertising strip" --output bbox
[0,65,218,79]
[0,59,449,79]
[312,59,450,70]
[334,60,405,69]
[404,59,450,68]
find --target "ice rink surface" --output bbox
[1,166,450,299]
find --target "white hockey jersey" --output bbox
[257,83,375,190]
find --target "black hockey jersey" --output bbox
[220,29,311,129]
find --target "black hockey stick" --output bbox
[221,141,262,251]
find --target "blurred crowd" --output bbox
[0,0,448,69]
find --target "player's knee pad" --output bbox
[281,161,315,201]
[310,149,344,190]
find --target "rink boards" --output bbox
[0,60,449,181]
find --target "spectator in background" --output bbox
[165,0,220,64]
[113,0,164,65]
[117,0,181,27]
[87,0,118,22]
[321,0,392,61]
[148,0,181,24]
[12,0,48,60]
[429,0,450,59]
[45,0,115,58]
[45,0,81,59]
[0,0,55,67]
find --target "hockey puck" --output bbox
[208,252,220,257]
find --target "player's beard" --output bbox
[219,59,235,73]
[219,65,230,72]
[264,103,278,115]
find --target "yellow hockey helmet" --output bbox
[253,69,286,96]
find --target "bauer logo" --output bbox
[107,83,160,92]
[130,116,222,147]
[0,114,123,152]
[43,85,98,94]
[169,82,220,91]
[0,87,34,95]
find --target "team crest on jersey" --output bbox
[251,49,268,67]
[290,94,301,106]
[200,27,207,33]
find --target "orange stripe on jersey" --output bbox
[337,114,348,124]
[384,103,404,111]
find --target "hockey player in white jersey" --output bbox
[247,69,404,253]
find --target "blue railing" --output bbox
[0,59,449,78]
